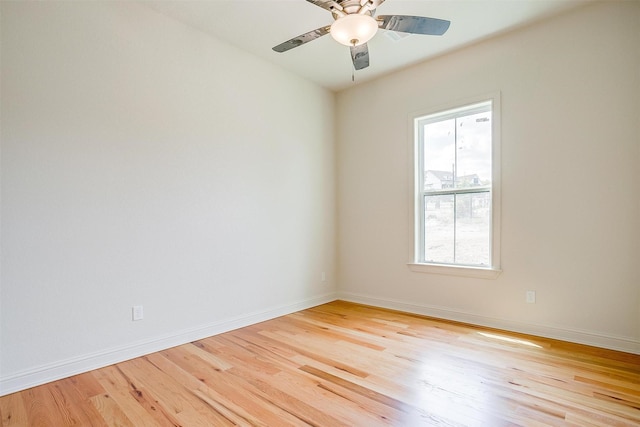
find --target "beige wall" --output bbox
[1,1,336,394]
[336,1,640,352]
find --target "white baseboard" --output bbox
[4,290,637,396]
[0,292,338,397]
[337,291,640,355]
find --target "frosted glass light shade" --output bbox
[330,14,378,47]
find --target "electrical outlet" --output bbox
[526,291,536,304]
[132,305,144,321]
[321,271,326,282]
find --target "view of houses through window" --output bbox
[416,101,493,267]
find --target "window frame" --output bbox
[408,93,502,279]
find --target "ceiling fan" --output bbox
[272,0,450,71]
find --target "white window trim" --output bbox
[407,262,502,279]
[408,92,502,279]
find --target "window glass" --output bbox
[416,101,494,268]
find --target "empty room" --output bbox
[1,0,639,425]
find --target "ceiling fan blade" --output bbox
[350,43,370,70]
[377,15,450,36]
[272,26,331,53]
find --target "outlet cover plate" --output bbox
[526,291,536,304]
[132,305,144,321]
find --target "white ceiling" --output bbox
[141,0,591,92]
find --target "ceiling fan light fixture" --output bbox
[330,14,378,47]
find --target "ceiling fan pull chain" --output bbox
[352,40,356,82]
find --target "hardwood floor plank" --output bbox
[2,301,639,426]
[91,365,169,427]
[53,378,109,427]
[108,362,186,427]
[193,337,360,426]
[258,329,372,379]
[116,357,236,426]
[0,392,28,426]
[21,384,72,426]
[157,346,307,426]
[89,394,133,427]
[299,364,416,414]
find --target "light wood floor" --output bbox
[1,301,639,426]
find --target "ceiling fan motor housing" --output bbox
[330,0,377,19]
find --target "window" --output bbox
[411,96,501,278]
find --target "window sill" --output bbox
[407,263,502,280]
